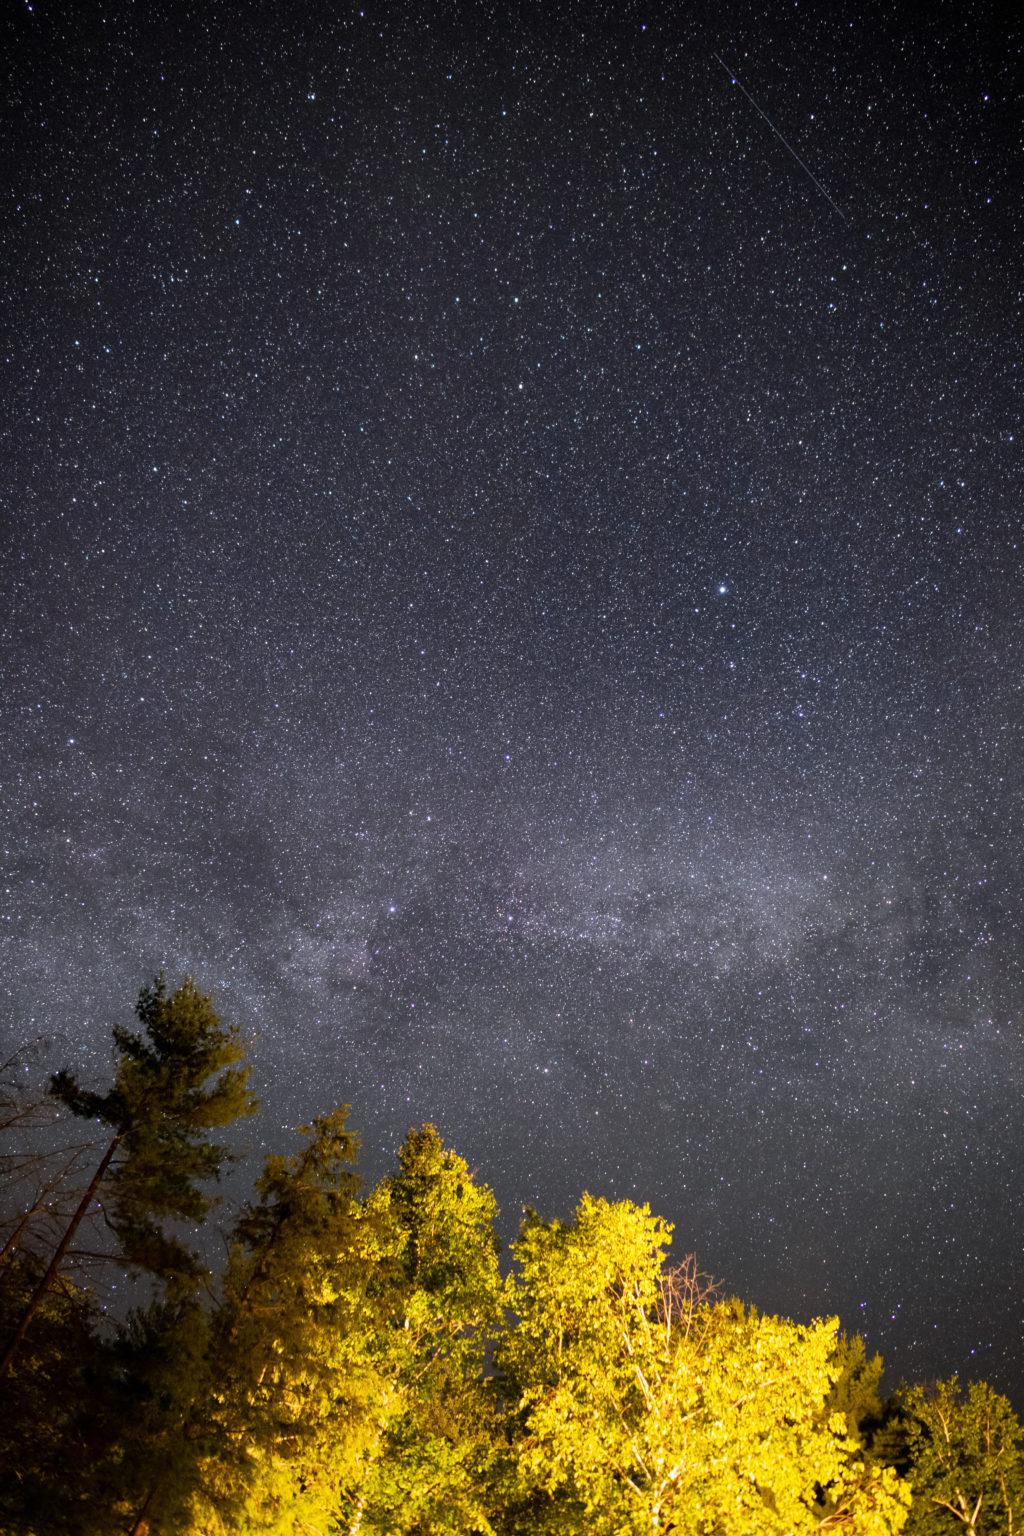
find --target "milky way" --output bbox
[2,0,1021,1402]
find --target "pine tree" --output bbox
[187,1107,386,1536]
[0,975,256,1378]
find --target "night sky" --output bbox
[2,1,1022,1404]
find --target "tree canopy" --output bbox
[1,977,1020,1536]
[897,1377,1024,1536]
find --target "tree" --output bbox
[823,1335,887,1453]
[812,1334,909,1528]
[0,975,256,1381]
[494,1194,911,1536]
[103,1296,214,1536]
[898,1377,1024,1535]
[185,1106,386,1536]
[340,1124,504,1536]
[0,1248,110,1535]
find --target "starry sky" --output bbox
[2,0,1022,1403]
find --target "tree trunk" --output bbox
[127,1479,158,1536]
[0,1129,123,1380]
[348,1491,366,1536]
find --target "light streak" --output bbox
[713,52,849,223]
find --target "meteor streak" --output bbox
[713,52,849,222]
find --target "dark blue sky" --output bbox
[2,0,1021,1402]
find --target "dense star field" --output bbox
[2,1,1021,1404]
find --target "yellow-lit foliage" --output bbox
[495,1194,912,1535]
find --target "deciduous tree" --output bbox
[494,1194,911,1536]
[899,1377,1024,1535]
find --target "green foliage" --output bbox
[824,1334,887,1452]
[898,1377,1024,1534]
[5,992,1019,1536]
[188,1107,385,1535]
[52,974,257,1294]
[100,1298,214,1536]
[0,976,259,1534]
[341,1124,504,1536]
[0,1257,111,1534]
[376,1123,502,1361]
